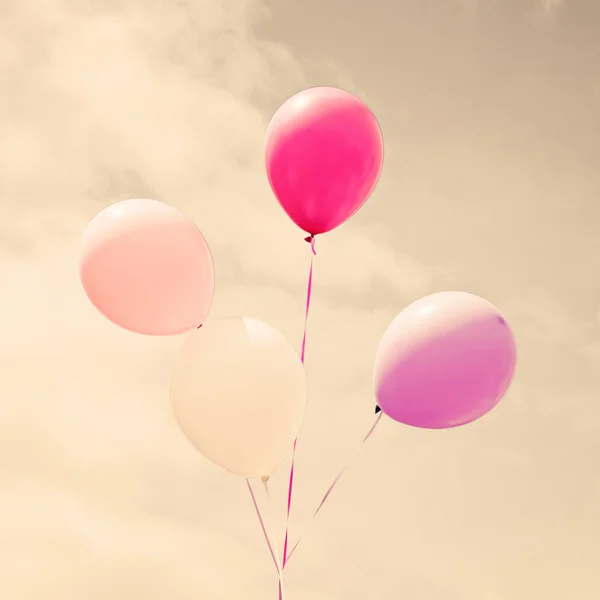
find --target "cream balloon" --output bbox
[170,317,307,478]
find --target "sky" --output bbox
[0,0,598,598]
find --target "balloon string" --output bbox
[281,235,317,570]
[262,477,281,560]
[261,477,285,598]
[246,479,281,579]
[284,412,383,568]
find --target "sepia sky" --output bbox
[0,0,598,598]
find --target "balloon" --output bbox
[373,292,516,429]
[170,316,307,478]
[265,86,384,235]
[79,199,215,336]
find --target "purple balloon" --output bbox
[373,292,517,429]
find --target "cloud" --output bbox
[2,1,598,599]
[538,0,565,13]
[0,1,431,599]
[0,1,312,598]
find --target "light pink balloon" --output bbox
[373,292,517,429]
[265,86,384,235]
[79,199,215,336]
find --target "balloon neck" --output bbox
[375,405,382,414]
[261,475,270,483]
[304,235,317,255]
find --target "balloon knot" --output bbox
[304,235,317,255]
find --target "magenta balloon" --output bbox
[265,87,384,235]
[373,292,517,429]
[79,199,215,336]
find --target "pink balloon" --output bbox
[265,86,384,235]
[373,292,517,429]
[79,199,215,336]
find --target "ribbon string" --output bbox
[246,479,280,576]
[261,477,285,599]
[284,412,383,567]
[246,479,285,599]
[281,235,317,569]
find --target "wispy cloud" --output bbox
[538,0,565,14]
[0,1,424,598]
[1,0,599,599]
